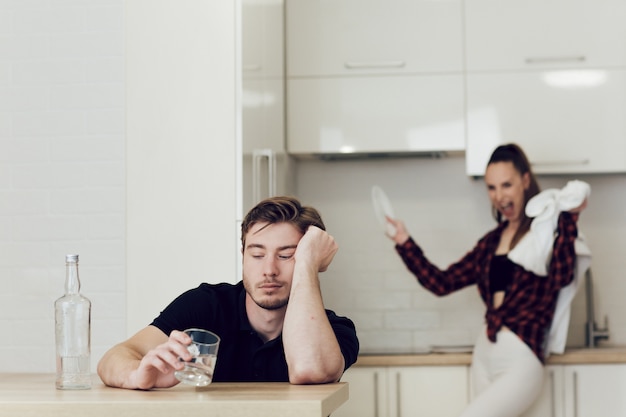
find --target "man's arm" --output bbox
[97,326,193,390]
[282,226,345,384]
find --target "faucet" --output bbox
[584,268,610,348]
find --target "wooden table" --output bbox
[0,374,348,417]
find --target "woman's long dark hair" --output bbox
[487,143,541,250]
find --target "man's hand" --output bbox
[129,330,193,390]
[295,226,338,273]
[98,327,194,390]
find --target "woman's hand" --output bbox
[385,216,410,245]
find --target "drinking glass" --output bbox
[174,328,220,387]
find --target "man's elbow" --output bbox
[288,360,345,384]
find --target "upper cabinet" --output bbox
[242,0,284,154]
[465,0,626,176]
[242,0,284,80]
[285,0,466,156]
[465,0,626,72]
[287,0,463,77]
[465,70,626,176]
[283,0,626,172]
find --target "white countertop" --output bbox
[355,346,626,366]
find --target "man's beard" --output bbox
[244,279,289,310]
[250,295,289,310]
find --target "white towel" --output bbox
[507,180,592,355]
[546,235,591,355]
[508,180,590,276]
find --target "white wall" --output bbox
[124,0,239,336]
[2,0,625,374]
[0,0,126,372]
[297,156,626,353]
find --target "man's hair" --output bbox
[240,196,325,248]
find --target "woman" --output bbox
[386,144,586,417]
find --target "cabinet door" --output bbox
[286,0,463,77]
[466,69,626,175]
[333,367,388,417]
[287,75,465,155]
[521,365,564,417]
[465,0,626,71]
[242,0,283,79]
[388,366,469,417]
[242,78,293,213]
[563,364,626,417]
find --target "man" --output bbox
[97,196,359,389]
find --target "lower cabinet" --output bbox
[522,364,626,417]
[334,366,469,417]
[563,364,626,417]
[521,365,564,417]
[336,363,626,417]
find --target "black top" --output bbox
[489,254,515,293]
[150,281,359,382]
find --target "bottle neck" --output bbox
[65,261,80,295]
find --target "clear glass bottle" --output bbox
[55,254,92,389]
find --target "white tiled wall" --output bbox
[297,156,626,353]
[0,0,125,372]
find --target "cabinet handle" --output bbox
[373,371,380,417]
[525,56,586,64]
[396,372,402,417]
[573,371,579,417]
[344,60,406,69]
[531,159,590,167]
[549,370,556,417]
[252,148,276,203]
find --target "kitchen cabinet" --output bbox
[464,0,626,72]
[464,0,626,176]
[522,364,626,417]
[287,75,465,155]
[285,0,465,156]
[563,364,626,417]
[242,0,283,80]
[334,365,469,417]
[521,365,564,417]
[334,367,387,417]
[465,70,626,176]
[286,0,463,77]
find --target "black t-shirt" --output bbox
[150,281,359,382]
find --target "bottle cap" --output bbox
[65,254,79,263]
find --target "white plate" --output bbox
[371,185,396,236]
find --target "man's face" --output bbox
[242,221,303,310]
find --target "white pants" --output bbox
[459,328,545,417]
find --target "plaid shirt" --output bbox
[395,212,578,363]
